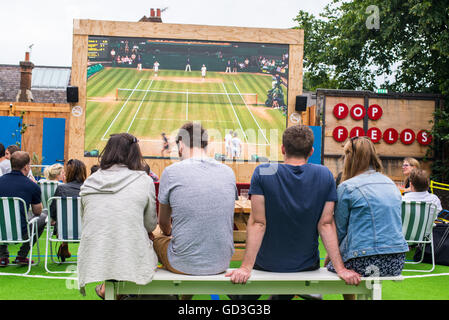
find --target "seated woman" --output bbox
[402,168,443,213]
[49,159,87,261]
[326,137,409,299]
[78,133,158,299]
[402,157,420,193]
[42,163,65,182]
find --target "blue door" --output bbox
[308,126,322,165]
[0,116,22,148]
[42,118,66,165]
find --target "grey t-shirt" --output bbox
[158,157,236,275]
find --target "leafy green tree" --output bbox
[294,0,449,181]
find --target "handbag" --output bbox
[414,223,449,266]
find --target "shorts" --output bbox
[153,233,187,275]
[327,253,406,277]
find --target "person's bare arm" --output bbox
[318,201,361,286]
[158,203,172,236]
[31,203,42,216]
[226,194,266,284]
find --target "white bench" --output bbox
[104,267,403,300]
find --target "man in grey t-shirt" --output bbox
[154,122,236,276]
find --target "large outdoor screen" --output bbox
[85,35,288,161]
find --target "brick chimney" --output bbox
[17,51,34,102]
[139,8,163,22]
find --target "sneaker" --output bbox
[0,257,9,267]
[13,257,34,265]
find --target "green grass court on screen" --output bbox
[85,67,287,161]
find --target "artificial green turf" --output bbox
[1,234,448,300]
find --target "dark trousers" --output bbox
[0,212,47,259]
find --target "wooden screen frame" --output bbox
[69,19,303,163]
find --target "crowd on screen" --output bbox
[0,123,443,300]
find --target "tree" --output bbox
[294,0,449,181]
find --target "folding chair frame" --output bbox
[44,197,81,274]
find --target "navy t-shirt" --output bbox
[249,163,337,272]
[0,171,41,233]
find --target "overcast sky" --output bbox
[0,0,331,67]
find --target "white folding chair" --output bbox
[45,196,82,274]
[401,201,438,272]
[0,197,40,276]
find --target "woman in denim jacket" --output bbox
[326,137,409,279]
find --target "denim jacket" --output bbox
[335,170,409,262]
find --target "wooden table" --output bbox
[233,198,251,260]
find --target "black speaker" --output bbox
[67,86,79,103]
[295,95,307,112]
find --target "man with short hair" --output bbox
[2,145,37,182]
[226,125,360,299]
[154,122,236,278]
[0,144,19,175]
[0,151,46,267]
[403,168,442,213]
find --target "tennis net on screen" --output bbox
[115,88,258,105]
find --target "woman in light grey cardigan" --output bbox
[78,133,158,299]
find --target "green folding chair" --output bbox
[45,196,82,274]
[401,201,438,272]
[0,197,40,276]
[38,181,61,213]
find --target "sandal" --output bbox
[95,284,105,300]
[95,283,127,300]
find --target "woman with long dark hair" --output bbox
[50,159,87,261]
[78,133,158,299]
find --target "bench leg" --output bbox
[372,283,382,300]
[104,281,116,300]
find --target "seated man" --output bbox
[0,145,36,182]
[226,125,360,299]
[154,122,236,278]
[402,168,443,213]
[0,151,46,267]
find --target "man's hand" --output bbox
[336,268,361,286]
[225,266,252,284]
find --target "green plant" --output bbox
[428,104,449,183]
[31,152,44,178]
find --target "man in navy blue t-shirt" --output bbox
[0,151,45,267]
[226,125,361,291]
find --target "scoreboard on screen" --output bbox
[88,37,109,59]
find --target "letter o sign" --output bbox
[383,128,399,144]
[368,104,383,121]
[367,127,382,143]
[400,129,415,145]
[417,130,432,146]
[350,127,365,138]
[333,126,348,142]
[350,104,366,120]
[333,103,349,119]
